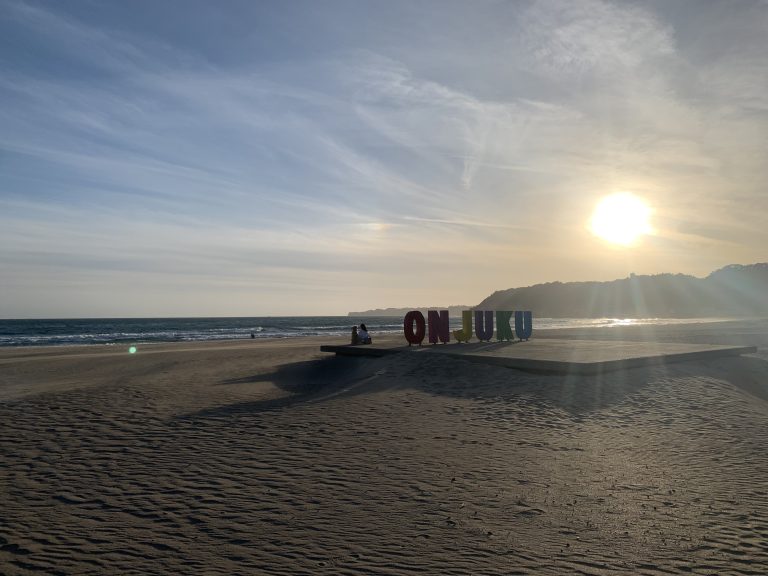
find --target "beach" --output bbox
[3,321,768,574]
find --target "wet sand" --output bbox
[3,321,768,574]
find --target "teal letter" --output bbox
[495,311,513,341]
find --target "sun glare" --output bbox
[590,192,652,246]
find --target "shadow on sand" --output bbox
[176,350,768,422]
[181,356,377,419]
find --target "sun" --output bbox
[590,192,652,246]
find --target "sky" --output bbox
[1,0,767,318]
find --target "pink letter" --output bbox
[404,311,426,346]
[427,310,450,344]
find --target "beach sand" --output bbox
[3,321,768,574]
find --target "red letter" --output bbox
[404,311,426,346]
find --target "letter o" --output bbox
[403,311,426,346]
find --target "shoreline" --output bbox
[1,316,765,351]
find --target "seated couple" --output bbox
[351,323,372,345]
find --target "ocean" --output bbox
[0,316,731,347]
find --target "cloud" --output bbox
[519,0,676,76]
[1,0,767,316]
[2,0,198,74]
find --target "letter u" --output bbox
[475,310,494,341]
[514,311,533,340]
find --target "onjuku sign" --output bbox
[403,310,533,346]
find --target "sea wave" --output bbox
[0,316,737,347]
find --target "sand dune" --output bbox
[3,323,768,574]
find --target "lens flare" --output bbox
[129,346,137,354]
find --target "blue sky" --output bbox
[1,0,767,317]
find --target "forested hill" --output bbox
[348,305,470,317]
[475,263,768,318]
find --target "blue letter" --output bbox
[475,310,494,341]
[514,311,533,340]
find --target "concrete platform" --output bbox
[321,339,757,374]
[319,343,406,357]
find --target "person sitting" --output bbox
[358,323,372,344]
[351,326,360,345]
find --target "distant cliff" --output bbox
[475,263,768,318]
[350,264,768,318]
[348,305,471,317]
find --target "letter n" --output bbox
[403,311,426,346]
[514,311,533,340]
[495,311,513,341]
[475,310,494,341]
[428,310,450,344]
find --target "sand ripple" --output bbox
[3,335,768,574]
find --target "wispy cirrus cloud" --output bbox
[1,0,767,316]
[520,0,676,75]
